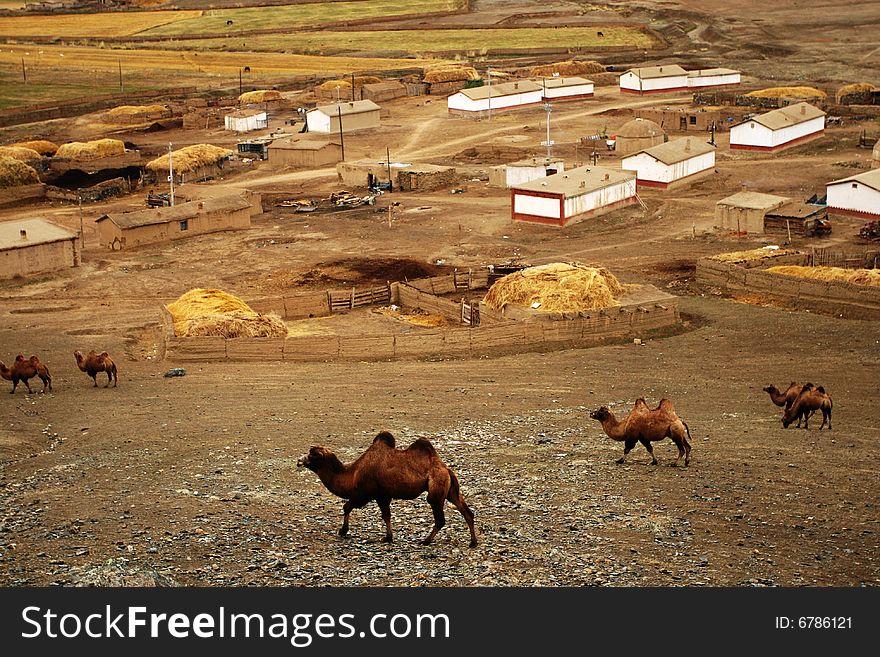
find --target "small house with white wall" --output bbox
[686,68,741,89]
[619,65,689,95]
[306,100,381,134]
[729,102,825,152]
[826,169,880,220]
[539,77,594,102]
[621,137,715,189]
[447,80,543,117]
[224,109,268,133]
[489,157,565,188]
[510,166,637,227]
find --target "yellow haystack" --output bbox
[0,145,42,163]
[766,266,880,288]
[710,248,801,263]
[745,86,827,99]
[166,288,288,338]
[483,263,625,313]
[106,104,168,117]
[835,83,876,103]
[8,140,58,156]
[318,76,383,91]
[529,60,605,77]
[423,65,480,84]
[0,156,40,188]
[238,90,283,103]
[54,139,126,161]
[145,144,232,175]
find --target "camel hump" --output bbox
[407,437,437,456]
[100,351,110,359]
[373,431,396,448]
[658,398,676,414]
[815,385,826,394]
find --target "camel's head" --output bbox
[297,446,340,473]
[590,406,612,422]
[762,385,776,394]
[14,354,27,363]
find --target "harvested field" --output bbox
[0,10,200,38]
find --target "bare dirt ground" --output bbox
[1,1,879,587]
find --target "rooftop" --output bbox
[97,194,252,230]
[748,102,826,131]
[630,137,715,165]
[538,76,594,89]
[716,191,790,210]
[828,168,880,193]
[624,65,688,80]
[688,68,740,77]
[0,218,78,250]
[271,138,341,151]
[226,109,267,119]
[458,80,543,101]
[512,166,635,197]
[311,100,380,117]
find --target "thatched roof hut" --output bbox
[145,144,233,183]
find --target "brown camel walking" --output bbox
[590,398,692,466]
[74,350,118,388]
[0,354,52,394]
[297,431,478,547]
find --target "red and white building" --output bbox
[621,138,715,190]
[510,166,637,227]
[686,68,741,88]
[826,169,880,220]
[729,102,825,152]
[447,80,543,117]
[619,65,689,95]
[539,76,594,102]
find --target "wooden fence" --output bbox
[328,284,392,312]
[808,247,880,269]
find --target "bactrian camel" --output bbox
[0,354,52,394]
[590,398,692,466]
[74,350,118,388]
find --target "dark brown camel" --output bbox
[590,398,692,466]
[763,382,809,428]
[0,354,52,394]
[783,384,832,430]
[297,431,478,547]
[74,350,118,388]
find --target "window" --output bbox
[851,183,858,189]
[179,220,189,231]
[689,116,697,125]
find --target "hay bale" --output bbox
[166,288,288,338]
[766,265,880,287]
[0,145,42,163]
[483,262,624,313]
[709,247,801,263]
[423,66,480,84]
[238,90,283,103]
[835,82,876,103]
[0,156,40,188]
[8,140,58,156]
[55,139,126,161]
[145,144,232,175]
[318,76,383,91]
[106,104,167,117]
[745,86,827,99]
[529,60,605,77]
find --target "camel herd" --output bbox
[0,350,117,393]
[764,382,833,430]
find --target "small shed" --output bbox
[621,137,716,189]
[489,157,565,188]
[447,80,544,117]
[95,194,254,250]
[714,191,790,234]
[619,65,689,95]
[360,81,407,103]
[686,68,741,89]
[269,138,342,169]
[615,118,666,155]
[826,168,880,220]
[336,160,456,191]
[0,218,80,280]
[635,106,733,132]
[225,109,268,133]
[730,102,825,151]
[306,100,381,134]
[237,137,274,161]
[510,166,637,227]
[539,77,594,102]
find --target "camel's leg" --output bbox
[22,377,32,394]
[376,497,393,543]
[422,477,448,545]
[40,375,49,392]
[669,435,686,467]
[802,410,810,430]
[10,376,18,394]
[339,498,368,537]
[447,474,478,548]
[92,374,98,387]
[617,438,638,464]
[105,370,112,388]
[112,367,118,388]
[819,406,831,431]
[639,438,658,465]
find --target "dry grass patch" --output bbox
[709,248,802,263]
[745,86,827,99]
[529,60,606,77]
[766,266,880,287]
[238,90,283,103]
[0,10,200,38]
[7,140,58,155]
[0,155,39,187]
[0,145,41,162]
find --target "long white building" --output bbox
[539,76,594,101]
[730,102,825,151]
[826,169,880,220]
[687,68,741,88]
[489,157,565,188]
[621,138,716,189]
[306,100,381,134]
[447,80,543,117]
[619,65,689,95]
[510,166,637,227]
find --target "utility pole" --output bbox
[351,72,356,101]
[239,68,242,96]
[337,106,345,161]
[78,190,84,242]
[118,59,123,93]
[21,57,26,83]
[168,142,175,206]
[543,103,553,160]
[486,66,492,122]
[386,146,392,193]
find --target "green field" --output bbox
[135,26,658,55]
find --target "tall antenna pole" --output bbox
[544,103,553,159]
[168,142,175,207]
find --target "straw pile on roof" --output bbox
[766,265,880,287]
[835,82,876,103]
[0,145,42,163]
[145,144,233,175]
[529,60,605,77]
[238,90,283,103]
[0,156,40,188]
[483,263,624,313]
[709,247,801,263]
[106,104,167,117]
[166,288,288,338]
[745,86,826,99]
[318,76,383,91]
[55,139,126,161]
[8,140,58,156]
[423,65,480,84]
